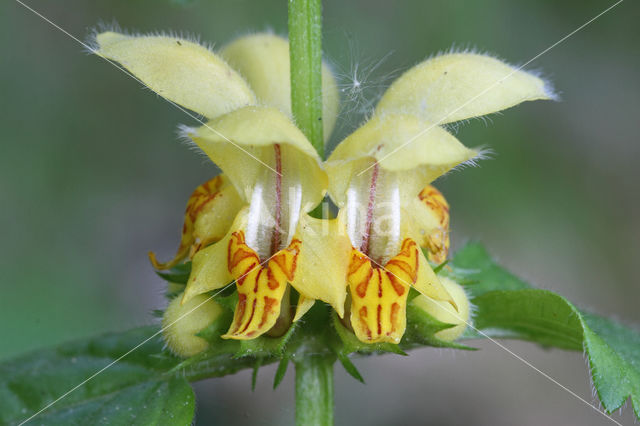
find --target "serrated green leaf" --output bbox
[581,314,640,418]
[449,243,529,297]
[0,327,194,426]
[469,290,584,350]
[273,358,289,389]
[452,243,640,419]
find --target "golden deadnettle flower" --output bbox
[95,29,553,347]
[179,106,342,340]
[324,52,554,344]
[93,31,343,343]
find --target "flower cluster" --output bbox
[93,31,553,356]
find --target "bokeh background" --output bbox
[2,0,639,424]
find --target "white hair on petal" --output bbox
[85,20,216,56]
[439,45,559,102]
[176,124,211,164]
[222,27,282,48]
[519,66,561,101]
[383,43,559,125]
[330,42,559,143]
[441,146,493,178]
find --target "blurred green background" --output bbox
[2,0,638,424]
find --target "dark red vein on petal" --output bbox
[360,161,379,255]
[270,143,283,256]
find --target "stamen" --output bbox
[360,161,379,255]
[270,143,283,256]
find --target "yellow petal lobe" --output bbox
[293,295,316,322]
[326,114,477,205]
[414,248,457,310]
[290,214,351,317]
[411,277,470,341]
[185,106,327,210]
[376,52,555,124]
[182,208,249,304]
[94,32,256,118]
[402,186,449,264]
[347,239,419,344]
[221,33,340,140]
[412,185,450,264]
[149,175,243,270]
[222,231,301,340]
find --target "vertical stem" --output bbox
[295,356,334,426]
[288,0,324,158]
[289,2,333,423]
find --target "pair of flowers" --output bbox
[94,30,553,351]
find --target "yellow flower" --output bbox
[324,52,555,344]
[94,31,343,341]
[95,29,554,346]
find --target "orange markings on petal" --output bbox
[222,231,301,340]
[347,238,419,344]
[259,296,278,329]
[358,306,372,339]
[149,176,225,270]
[390,303,401,333]
[418,185,450,264]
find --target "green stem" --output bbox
[295,356,334,426]
[288,2,333,423]
[288,0,324,158]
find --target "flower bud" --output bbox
[162,292,223,357]
[410,277,470,341]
